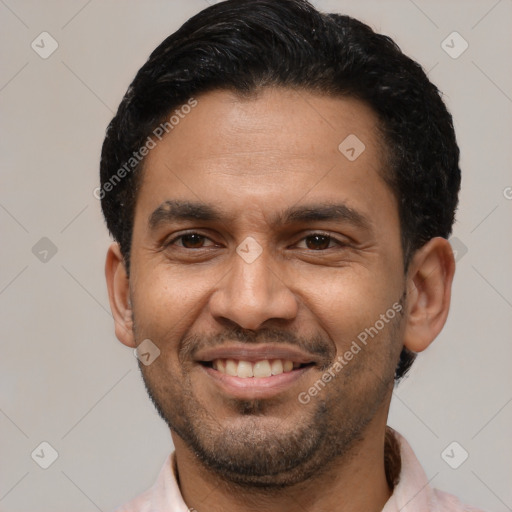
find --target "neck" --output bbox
[173,420,398,512]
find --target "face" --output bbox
[127,88,407,486]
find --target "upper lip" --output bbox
[194,344,319,365]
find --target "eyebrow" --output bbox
[148,199,372,232]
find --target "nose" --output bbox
[208,245,299,330]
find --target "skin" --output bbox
[105,88,455,512]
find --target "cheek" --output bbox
[294,264,405,382]
[133,264,215,332]
[293,263,403,336]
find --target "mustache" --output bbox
[180,326,336,367]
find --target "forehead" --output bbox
[135,87,396,232]
[143,87,384,170]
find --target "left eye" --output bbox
[297,234,340,250]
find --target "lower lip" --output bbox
[201,364,313,399]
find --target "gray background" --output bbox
[1,0,511,510]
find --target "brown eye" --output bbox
[179,233,207,248]
[305,234,332,250]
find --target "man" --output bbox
[100,1,483,510]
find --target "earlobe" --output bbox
[403,237,455,353]
[105,242,136,348]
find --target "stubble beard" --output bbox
[135,308,403,489]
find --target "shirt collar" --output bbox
[382,428,434,512]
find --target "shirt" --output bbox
[114,430,484,512]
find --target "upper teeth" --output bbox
[212,359,298,378]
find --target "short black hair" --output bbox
[99,0,461,381]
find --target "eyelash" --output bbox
[164,231,347,250]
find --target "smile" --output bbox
[204,358,313,378]
[195,344,318,398]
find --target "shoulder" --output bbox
[111,452,187,512]
[112,488,152,512]
[432,488,486,512]
[388,429,486,512]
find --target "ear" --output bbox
[105,242,135,348]
[403,237,455,353]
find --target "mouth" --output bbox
[200,358,315,378]
[195,345,318,399]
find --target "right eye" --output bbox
[166,232,216,249]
